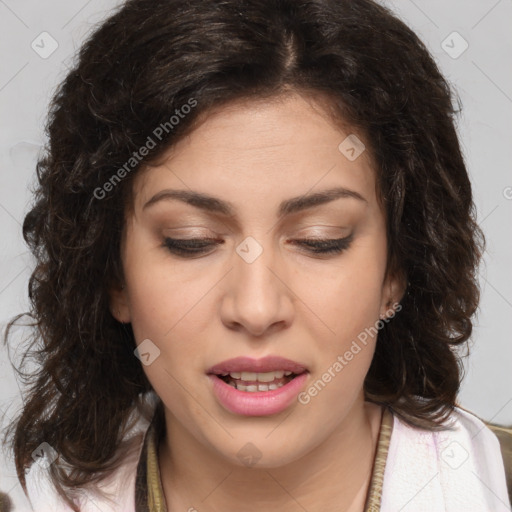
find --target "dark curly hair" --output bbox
[3,0,484,508]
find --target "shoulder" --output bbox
[480,413,512,503]
[380,405,511,512]
[25,398,157,512]
[25,434,146,512]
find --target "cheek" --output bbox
[123,256,211,406]
[127,266,214,355]
[121,224,211,341]
[296,232,388,344]
[296,251,386,419]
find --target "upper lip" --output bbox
[207,356,308,375]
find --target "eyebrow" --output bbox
[142,186,367,217]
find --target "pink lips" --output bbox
[207,355,307,375]
[207,356,309,416]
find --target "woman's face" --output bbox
[111,92,402,467]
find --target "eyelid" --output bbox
[292,222,350,233]
[162,234,353,258]
[162,227,219,237]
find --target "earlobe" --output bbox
[108,283,131,323]
[380,271,407,320]
[379,300,400,320]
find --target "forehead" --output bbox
[132,92,378,214]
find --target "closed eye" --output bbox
[289,235,353,255]
[162,235,353,257]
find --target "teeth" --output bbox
[227,381,286,392]
[227,370,289,382]
[256,373,275,383]
[218,369,301,392]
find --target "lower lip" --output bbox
[208,373,308,416]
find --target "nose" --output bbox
[220,238,295,337]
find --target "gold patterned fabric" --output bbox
[146,421,167,512]
[363,406,393,512]
[135,404,394,511]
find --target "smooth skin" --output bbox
[110,91,404,512]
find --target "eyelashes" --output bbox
[162,235,353,258]
[162,237,222,256]
[288,235,353,254]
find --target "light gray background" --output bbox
[1,0,511,509]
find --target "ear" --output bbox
[108,282,131,324]
[379,268,407,320]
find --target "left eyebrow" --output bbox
[142,186,367,216]
[278,187,367,216]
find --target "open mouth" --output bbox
[207,360,310,415]
[217,370,301,392]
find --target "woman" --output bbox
[3,0,510,510]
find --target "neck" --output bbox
[159,400,383,512]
